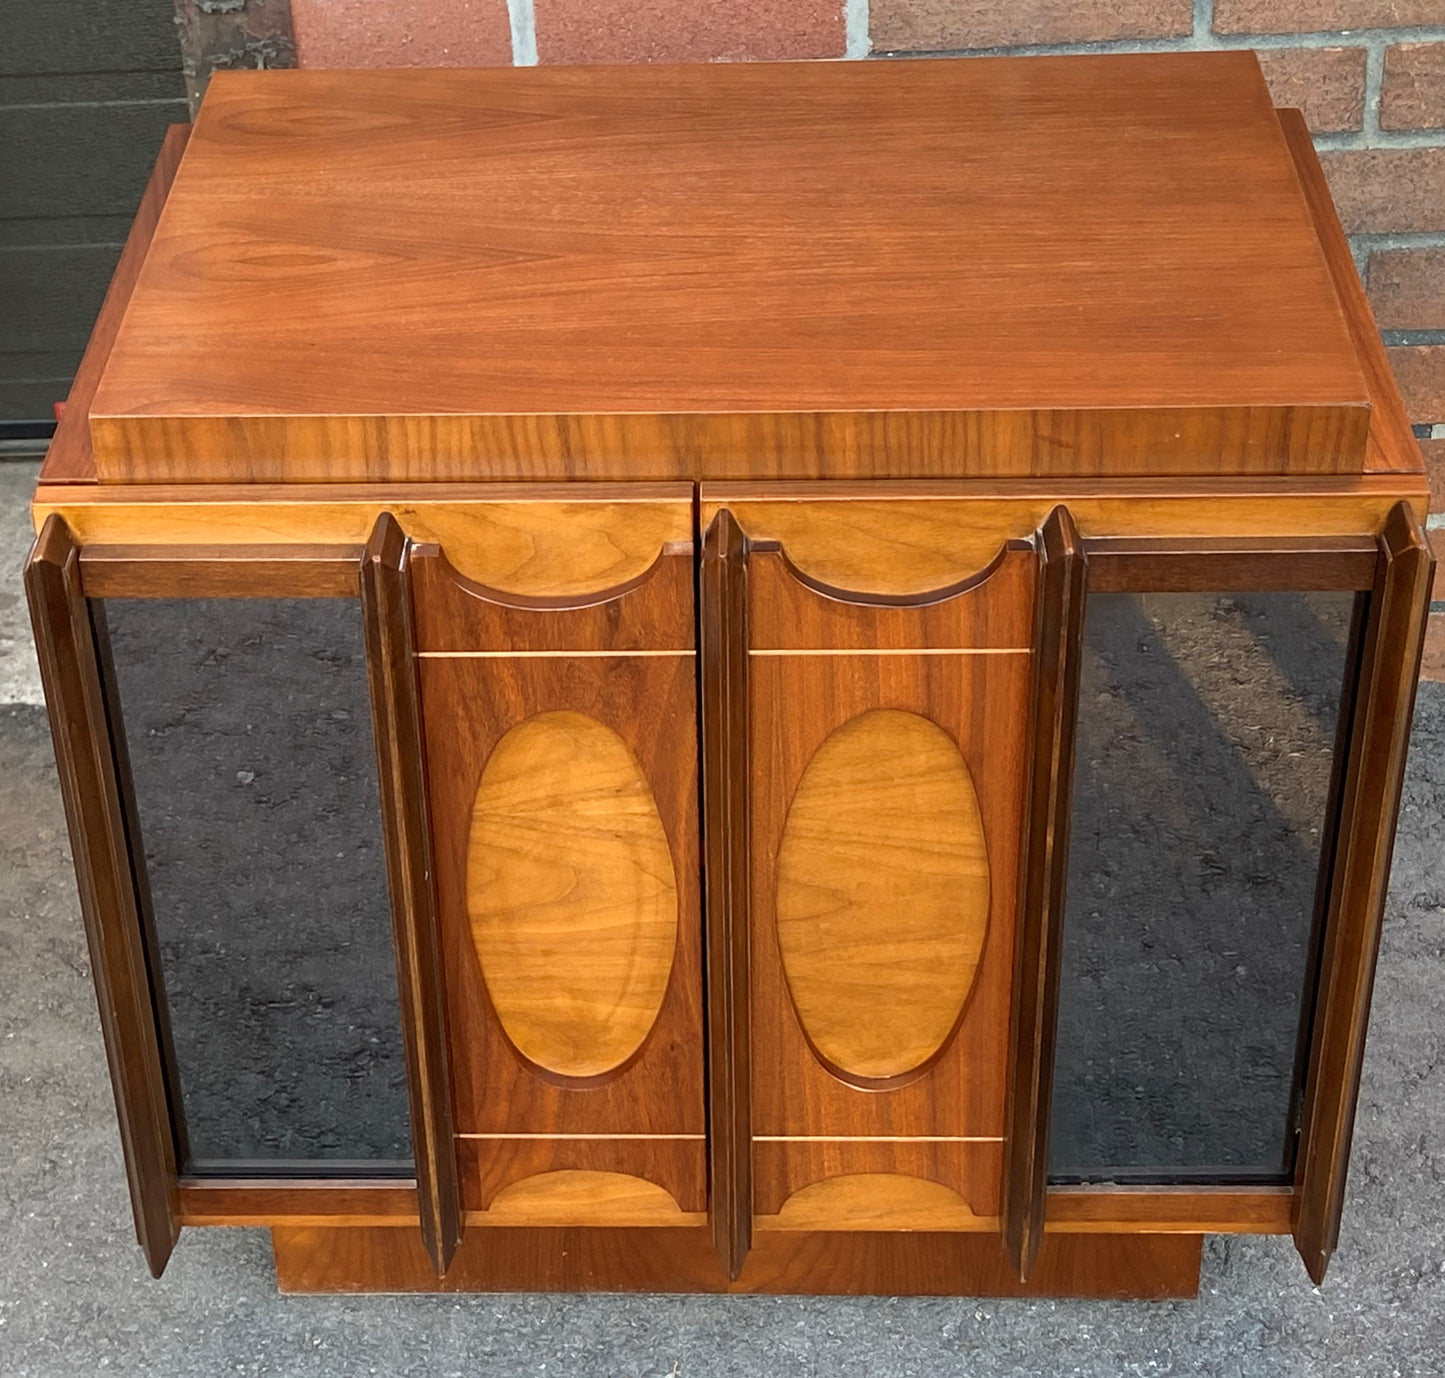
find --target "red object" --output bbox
[53,401,66,421]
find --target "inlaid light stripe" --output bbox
[458,1132,705,1141]
[749,648,1029,658]
[418,649,692,659]
[754,1135,1004,1143]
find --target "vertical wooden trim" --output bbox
[701,508,752,1280]
[361,513,463,1278]
[1002,505,1087,1281]
[23,515,181,1277]
[1293,501,1435,1284]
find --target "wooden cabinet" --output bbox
[23,57,1438,1298]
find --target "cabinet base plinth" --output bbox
[271,1225,1202,1298]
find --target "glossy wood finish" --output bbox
[34,484,697,594]
[36,476,1429,559]
[776,709,990,1082]
[759,1174,991,1233]
[39,125,190,485]
[1048,1187,1293,1235]
[1276,108,1421,479]
[477,1171,704,1227]
[412,536,706,1218]
[743,527,1034,1225]
[467,711,679,1079]
[177,1179,420,1228]
[23,517,180,1276]
[1002,506,1086,1282]
[698,477,1430,588]
[272,1223,1202,1298]
[1294,502,1436,1284]
[88,57,1369,483]
[360,514,463,1277]
[78,543,362,597]
[1084,536,1380,593]
[700,509,753,1280]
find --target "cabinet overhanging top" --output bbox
[89,54,1372,483]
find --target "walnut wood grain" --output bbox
[758,1174,991,1233]
[78,543,362,597]
[775,709,990,1083]
[33,485,696,595]
[36,476,1428,558]
[747,544,1034,1223]
[360,514,463,1277]
[456,1135,705,1216]
[39,125,191,485]
[1048,1187,1293,1235]
[750,1138,1004,1221]
[1084,535,1380,592]
[699,477,1429,592]
[271,1223,1202,1297]
[23,517,180,1275]
[87,57,1369,482]
[178,1179,419,1228]
[700,510,753,1280]
[1293,502,1435,1284]
[412,540,706,1216]
[475,1171,704,1227]
[1002,507,1086,1282]
[467,711,679,1080]
[411,545,694,653]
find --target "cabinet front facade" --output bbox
[26,482,1433,1296]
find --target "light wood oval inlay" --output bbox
[760,1173,989,1232]
[480,1170,697,1227]
[469,711,678,1079]
[776,709,989,1082]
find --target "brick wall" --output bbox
[199,0,1445,659]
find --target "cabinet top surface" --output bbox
[88,54,1372,484]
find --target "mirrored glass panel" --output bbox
[1048,590,1359,1184]
[95,596,412,1175]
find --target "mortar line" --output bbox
[508,0,538,66]
[845,0,869,59]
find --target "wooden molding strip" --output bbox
[701,509,753,1282]
[1048,1187,1293,1235]
[1293,501,1436,1284]
[1002,506,1087,1283]
[23,517,181,1275]
[361,515,464,1278]
[78,544,362,598]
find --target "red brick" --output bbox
[1215,0,1445,32]
[1423,438,1445,516]
[871,0,1190,53]
[1421,610,1445,682]
[1382,44,1445,131]
[534,0,843,63]
[1255,46,1365,134]
[1319,148,1445,235]
[1368,248,1445,331]
[292,0,512,67]
[1387,345,1445,424]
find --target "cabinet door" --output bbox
[24,524,446,1274]
[710,516,1036,1238]
[411,511,707,1227]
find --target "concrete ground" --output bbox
[1,457,1443,1376]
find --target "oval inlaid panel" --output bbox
[468,711,678,1079]
[776,709,989,1081]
